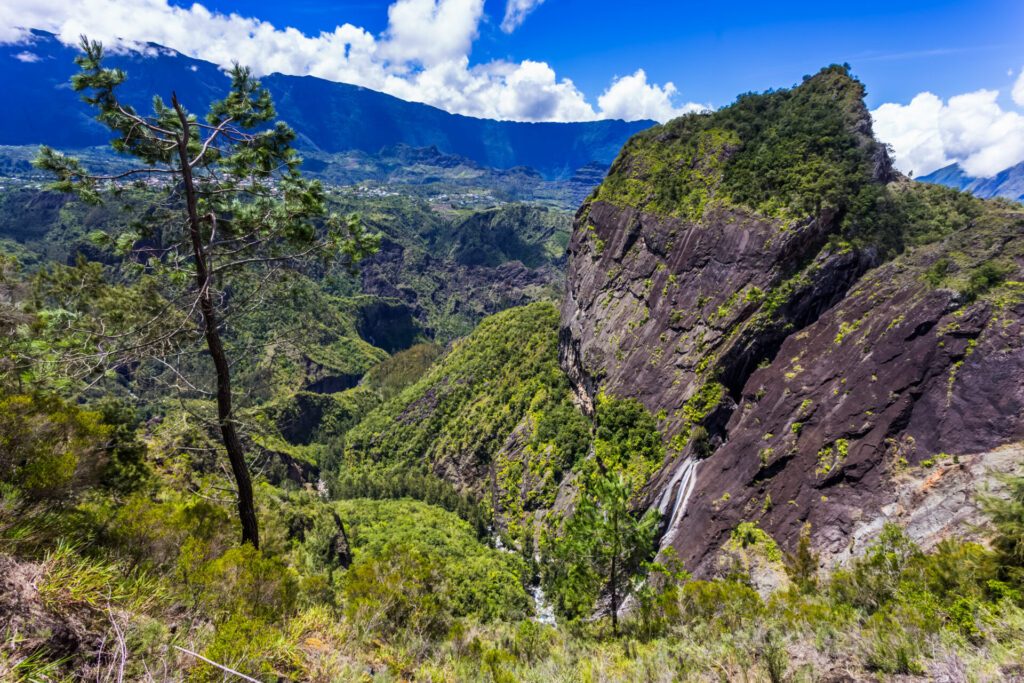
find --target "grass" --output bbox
[38,540,168,616]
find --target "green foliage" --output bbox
[196,614,291,683]
[0,393,109,502]
[630,552,691,640]
[861,609,925,674]
[343,546,453,640]
[678,579,764,630]
[531,400,592,476]
[198,545,299,621]
[963,261,1013,301]
[544,472,659,630]
[361,343,444,400]
[332,463,489,537]
[980,474,1024,585]
[597,65,880,224]
[784,523,820,594]
[346,302,562,459]
[344,303,586,516]
[38,540,166,616]
[336,498,529,624]
[593,392,665,487]
[830,524,923,610]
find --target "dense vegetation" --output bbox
[2,49,1024,682]
[4,295,1024,680]
[591,64,999,260]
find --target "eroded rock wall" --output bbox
[559,67,1024,574]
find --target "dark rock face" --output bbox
[559,68,1024,574]
[676,225,1024,573]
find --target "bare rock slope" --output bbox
[559,65,1024,574]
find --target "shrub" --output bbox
[980,474,1024,586]
[0,393,109,502]
[760,629,789,683]
[197,545,299,622]
[195,614,291,683]
[630,553,690,640]
[963,262,1011,301]
[678,579,764,632]
[830,523,922,611]
[343,546,452,640]
[784,523,820,594]
[861,610,924,674]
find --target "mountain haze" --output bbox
[919,161,1024,203]
[0,31,652,179]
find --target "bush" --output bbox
[629,553,690,639]
[980,474,1024,586]
[861,610,924,674]
[343,546,452,640]
[195,545,299,622]
[830,523,922,611]
[0,393,109,502]
[336,498,529,623]
[679,579,764,632]
[195,614,291,683]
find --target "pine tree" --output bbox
[546,471,659,633]
[980,474,1024,585]
[34,37,378,548]
[784,522,820,593]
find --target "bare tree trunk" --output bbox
[173,94,259,549]
[610,513,619,635]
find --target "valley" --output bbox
[1,32,1024,683]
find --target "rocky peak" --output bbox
[559,66,1024,574]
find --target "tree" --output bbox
[33,37,378,548]
[545,471,659,633]
[784,522,820,593]
[980,474,1024,585]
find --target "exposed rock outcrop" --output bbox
[559,65,1024,574]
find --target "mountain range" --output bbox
[0,30,652,180]
[918,161,1024,202]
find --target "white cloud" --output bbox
[872,93,950,177]
[501,0,544,33]
[872,89,1024,178]
[12,50,39,62]
[597,69,706,123]
[0,0,692,124]
[1013,67,1024,107]
[381,0,483,67]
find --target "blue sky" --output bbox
[165,0,1023,110]
[3,0,1023,176]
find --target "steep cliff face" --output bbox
[560,65,1024,574]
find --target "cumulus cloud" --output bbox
[381,0,483,66]
[872,89,1024,178]
[501,0,545,33]
[1013,67,1024,107]
[598,69,706,123]
[12,50,39,62]
[0,0,693,123]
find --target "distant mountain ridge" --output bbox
[0,31,653,180]
[918,162,1024,202]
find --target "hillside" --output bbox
[0,31,652,180]
[560,64,1024,573]
[5,55,1024,682]
[919,161,1024,203]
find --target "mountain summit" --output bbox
[560,65,1024,573]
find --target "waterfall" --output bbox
[529,581,557,625]
[655,457,700,550]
